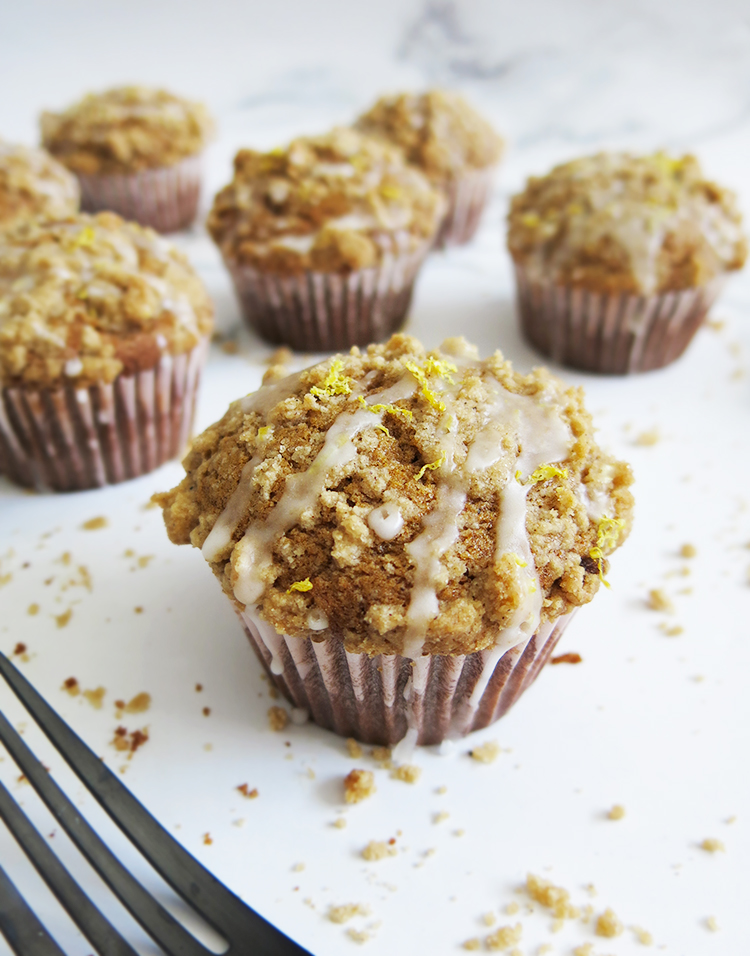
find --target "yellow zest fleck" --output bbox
[76,286,88,300]
[416,451,446,481]
[309,359,352,399]
[287,578,313,594]
[74,226,96,248]
[375,424,391,437]
[519,464,569,485]
[589,515,626,588]
[404,361,447,412]
[423,356,457,383]
[357,396,413,421]
[380,183,402,200]
[257,426,273,441]
[521,212,540,227]
[512,554,528,568]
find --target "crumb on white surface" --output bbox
[647,588,674,613]
[344,769,376,804]
[595,907,624,938]
[607,803,626,820]
[361,840,397,861]
[700,837,725,853]
[469,740,501,763]
[328,903,370,924]
[391,763,421,783]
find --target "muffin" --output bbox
[40,86,214,233]
[0,212,213,491]
[356,90,503,247]
[0,141,79,231]
[157,334,633,745]
[508,152,747,374]
[207,127,444,352]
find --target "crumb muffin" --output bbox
[356,90,503,246]
[508,152,746,373]
[0,212,213,490]
[207,127,444,351]
[0,141,79,231]
[41,86,214,232]
[157,334,633,745]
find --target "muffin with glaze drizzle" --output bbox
[356,89,503,246]
[207,127,444,351]
[508,151,746,374]
[0,141,79,232]
[157,334,633,745]
[41,86,214,232]
[0,212,213,490]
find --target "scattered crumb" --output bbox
[82,687,106,710]
[195,683,203,692]
[462,939,481,951]
[634,428,660,446]
[137,555,154,569]
[726,815,737,824]
[680,543,697,558]
[292,862,305,872]
[54,609,72,628]
[526,874,579,919]
[705,915,719,932]
[0,573,12,588]
[391,764,422,783]
[700,837,725,853]
[433,811,450,824]
[632,924,654,945]
[12,642,27,656]
[537,946,553,955]
[81,516,108,531]
[481,912,497,927]
[237,784,259,799]
[58,552,72,566]
[203,707,211,717]
[119,693,151,715]
[134,606,143,614]
[346,738,364,759]
[706,318,725,332]
[328,903,370,924]
[595,907,624,938]
[469,740,501,763]
[453,828,465,837]
[61,677,80,696]
[27,604,39,616]
[268,706,289,731]
[370,746,392,765]
[580,903,594,922]
[551,917,564,933]
[505,901,520,916]
[232,818,245,827]
[344,769,376,804]
[435,785,448,795]
[221,339,239,355]
[573,945,594,956]
[111,726,149,756]
[485,922,522,951]
[550,651,582,664]
[608,804,626,820]
[266,346,293,366]
[362,840,397,861]
[659,623,684,637]
[585,883,597,897]
[203,833,213,846]
[647,589,674,613]
[333,817,347,829]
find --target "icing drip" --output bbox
[367,502,404,540]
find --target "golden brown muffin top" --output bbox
[0,212,214,389]
[355,90,504,185]
[207,128,445,275]
[40,86,214,176]
[157,334,633,659]
[0,142,80,231]
[508,151,747,295]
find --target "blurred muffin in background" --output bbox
[0,212,213,491]
[356,90,503,247]
[0,141,79,231]
[41,86,214,233]
[207,127,444,351]
[508,151,746,374]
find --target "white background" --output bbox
[1,1,749,953]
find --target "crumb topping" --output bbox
[343,768,376,804]
[356,90,503,184]
[157,334,633,659]
[0,212,213,388]
[508,152,746,294]
[0,142,79,231]
[41,86,214,175]
[207,128,444,274]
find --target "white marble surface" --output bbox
[1,1,750,954]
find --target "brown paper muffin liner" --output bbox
[514,264,726,374]
[0,338,208,492]
[225,244,432,352]
[435,166,496,248]
[77,153,203,233]
[239,608,574,746]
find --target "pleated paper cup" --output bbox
[0,338,208,492]
[435,166,496,248]
[224,244,431,352]
[239,607,574,746]
[514,264,727,374]
[77,153,203,233]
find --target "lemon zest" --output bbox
[518,464,569,485]
[76,286,88,300]
[309,358,352,399]
[380,183,402,200]
[404,360,447,412]
[415,451,446,481]
[423,356,457,384]
[589,514,626,588]
[287,578,313,594]
[357,396,413,421]
[374,424,391,437]
[512,554,528,568]
[257,426,273,441]
[74,226,96,248]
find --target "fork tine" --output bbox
[0,863,66,956]
[0,709,209,956]
[0,651,312,955]
[0,776,139,956]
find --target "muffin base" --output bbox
[514,265,726,374]
[225,245,431,352]
[436,166,496,248]
[239,609,573,746]
[0,339,207,492]
[77,153,202,233]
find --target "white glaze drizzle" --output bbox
[367,502,404,540]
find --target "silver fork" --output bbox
[0,650,313,956]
